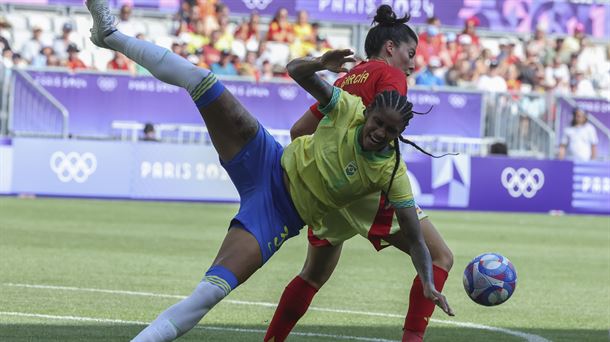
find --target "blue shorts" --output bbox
[221,124,305,263]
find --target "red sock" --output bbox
[264,276,318,342]
[403,265,449,338]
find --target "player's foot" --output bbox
[402,330,424,342]
[85,0,116,49]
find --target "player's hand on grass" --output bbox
[320,49,356,73]
[424,283,454,316]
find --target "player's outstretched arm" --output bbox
[287,49,355,107]
[395,206,455,316]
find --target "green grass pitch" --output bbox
[0,197,608,341]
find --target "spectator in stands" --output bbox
[31,46,52,68]
[236,11,261,54]
[544,55,570,91]
[439,32,458,66]
[142,123,158,142]
[201,30,221,66]
[459,17,480,46]
[558,108,598,161]
[214,16,234,52]
[416,56,444,86]
[505,64,522,93]
[46,54,61,67]
[201,2,228,38]
[0,16,12,52]
[311,23,331,55]
[184,20,209,55]
[454,58,474,87]
[498,38,520,65]
[267,7,294,43]
[171,40,188,59]
[476,60,507,92]
[211,50,237,76]
[1,48,13,68]
[238,51,259,78]
[235,11,260,42]
[53,22,75,61]
[107,51,135,73]
[65,43,88,70]
[489,142,508,155]
[174,0,192,28]
[292,10,315,57]
[571,69,596,97]
[21,26,44,63]
[415,25,443,69]
[259,60,274,81]
[561,23,584,61]
[117,4,137,37]
[10,52,25,68]
[528,23,548,55]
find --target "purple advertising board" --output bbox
[7,137,610,214]
[1,0,607,37]
[11,138,133,197]
[221,0,610,38]
[557,96,609,161]
[18,70,483,138]
[408,88,483,137]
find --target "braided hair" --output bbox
[367,91,457,203]
[364,4,419,59]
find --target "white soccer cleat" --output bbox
[85,0,116,49]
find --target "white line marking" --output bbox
[0,311,396,342]
[3,283,551,342]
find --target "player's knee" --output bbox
[432,246,454,271]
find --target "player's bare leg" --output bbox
[264,243,342,341]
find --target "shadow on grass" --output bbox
[0,323,607,342]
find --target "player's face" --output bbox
[361,108,404,151]
[389,40,417,76]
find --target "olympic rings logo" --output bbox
[50,151,97,183]
[241,0,273,10]
[501,167,545,198]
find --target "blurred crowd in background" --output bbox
[0,0,608,101]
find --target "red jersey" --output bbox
[310,60,407,119]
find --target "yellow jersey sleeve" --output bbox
[317,87,365,126]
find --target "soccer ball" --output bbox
[463,253,517,306]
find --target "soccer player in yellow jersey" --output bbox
[85,0,452,340]
[267,5,454,342]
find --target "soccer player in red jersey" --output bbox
[265,5,454,342]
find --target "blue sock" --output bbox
[190,73,226,109]
[203,265,239,295]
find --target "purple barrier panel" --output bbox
[25,70,482,138]
[222,0,297,15]
[294,0,609,38]
[408,88,483,137]
[11,137,133,197]
[571,161,610,214]
[131,142,239,201]
[469,157,572,213]
[557,96,609,161]
[25,71,313,137]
